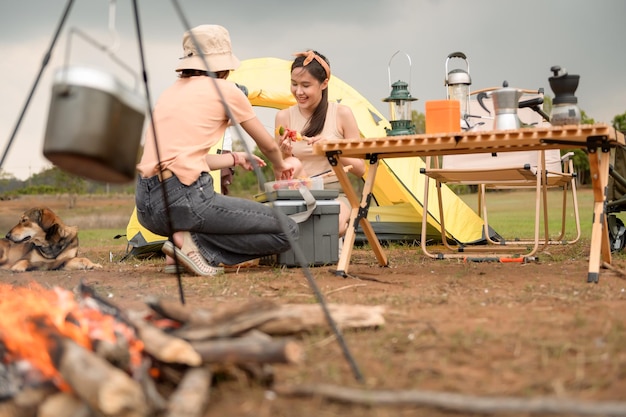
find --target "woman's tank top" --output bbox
[288,101,342,180]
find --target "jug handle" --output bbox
[477,92,490,115]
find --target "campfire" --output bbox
[0,282,385,417]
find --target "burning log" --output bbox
[0,283,385,416]
[127,313,201,366]
[52,337,148,417]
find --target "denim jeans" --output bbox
[135,172,298,266]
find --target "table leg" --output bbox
[331,158,388,277]
[587,148,612,283]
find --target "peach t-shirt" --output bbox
[137,77,255,185]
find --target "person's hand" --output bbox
[233,152,266,171]
[278,134,293,157]
[274,160,295,180]
[306,134,326,145]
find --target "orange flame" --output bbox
[0,283,143,390]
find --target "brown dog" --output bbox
[1,207,102,272]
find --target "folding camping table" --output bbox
[312,123,625,283]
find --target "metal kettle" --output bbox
[477,81,523,130]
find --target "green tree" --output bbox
[613,111,626,133]
[412,110,425,134]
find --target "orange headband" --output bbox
[293,50,331,80]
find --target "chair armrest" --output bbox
[561,152,575,162]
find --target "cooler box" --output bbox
[255,190,340,267]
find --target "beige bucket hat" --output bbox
[175,24,240,72]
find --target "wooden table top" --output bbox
[313,124,624,159]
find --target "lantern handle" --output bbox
[387,50,412,91]
[444,51,470,86]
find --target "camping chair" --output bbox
[420,89,581,259]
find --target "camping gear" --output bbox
[444,51,471,126]
[477,81,523,130]
[43,66,145,183]
[425,100,461,134]
[383,51,418,136]
[255,189,340,267]
[548,65,581,125]
[421,90,581,259]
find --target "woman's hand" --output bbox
[233,151,266,171]
[278,134,293,158]
[305,134,326,145]
[274,160,295,180]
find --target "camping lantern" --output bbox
[445,52,471,125]
[383,51,418,136]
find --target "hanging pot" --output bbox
[43,66,146,183]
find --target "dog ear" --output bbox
[39,208,58,231]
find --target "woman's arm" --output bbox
[241,117,294,180]
[336,105,366,177]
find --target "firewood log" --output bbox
[190,334,303,365]
[54,338,147,417]
[164,365,212,417]
[145,297,278,326]
[172,308,282,341]
[257,304,386,335]
[37,392,92,417]
[128,316,201,366]
[0,385,56,417]
[135,358,167,415]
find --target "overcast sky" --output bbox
[1,0,624,180]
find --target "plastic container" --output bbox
[425,100,461,134]
[264,177,323,193]
[262,200,340,267]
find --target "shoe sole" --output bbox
[162,241,224,277]
[164,264,186,274]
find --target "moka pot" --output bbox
[477,81,523,130]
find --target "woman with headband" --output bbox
[275,50,365,237]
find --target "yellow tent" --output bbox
[230,57,486,244]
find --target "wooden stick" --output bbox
[274,383,626,416]
[164,365,212,417]
[172,308,282,341]
[55,338,148,417]
[602,261,626,280]
[257,303,386,336]
[191,336,303,365]
[173,303,385,340]
[145,297,278,326]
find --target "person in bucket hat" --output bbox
[175,24,240,73]
[136,25,298,277]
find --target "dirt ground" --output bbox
[2,195,626,417]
